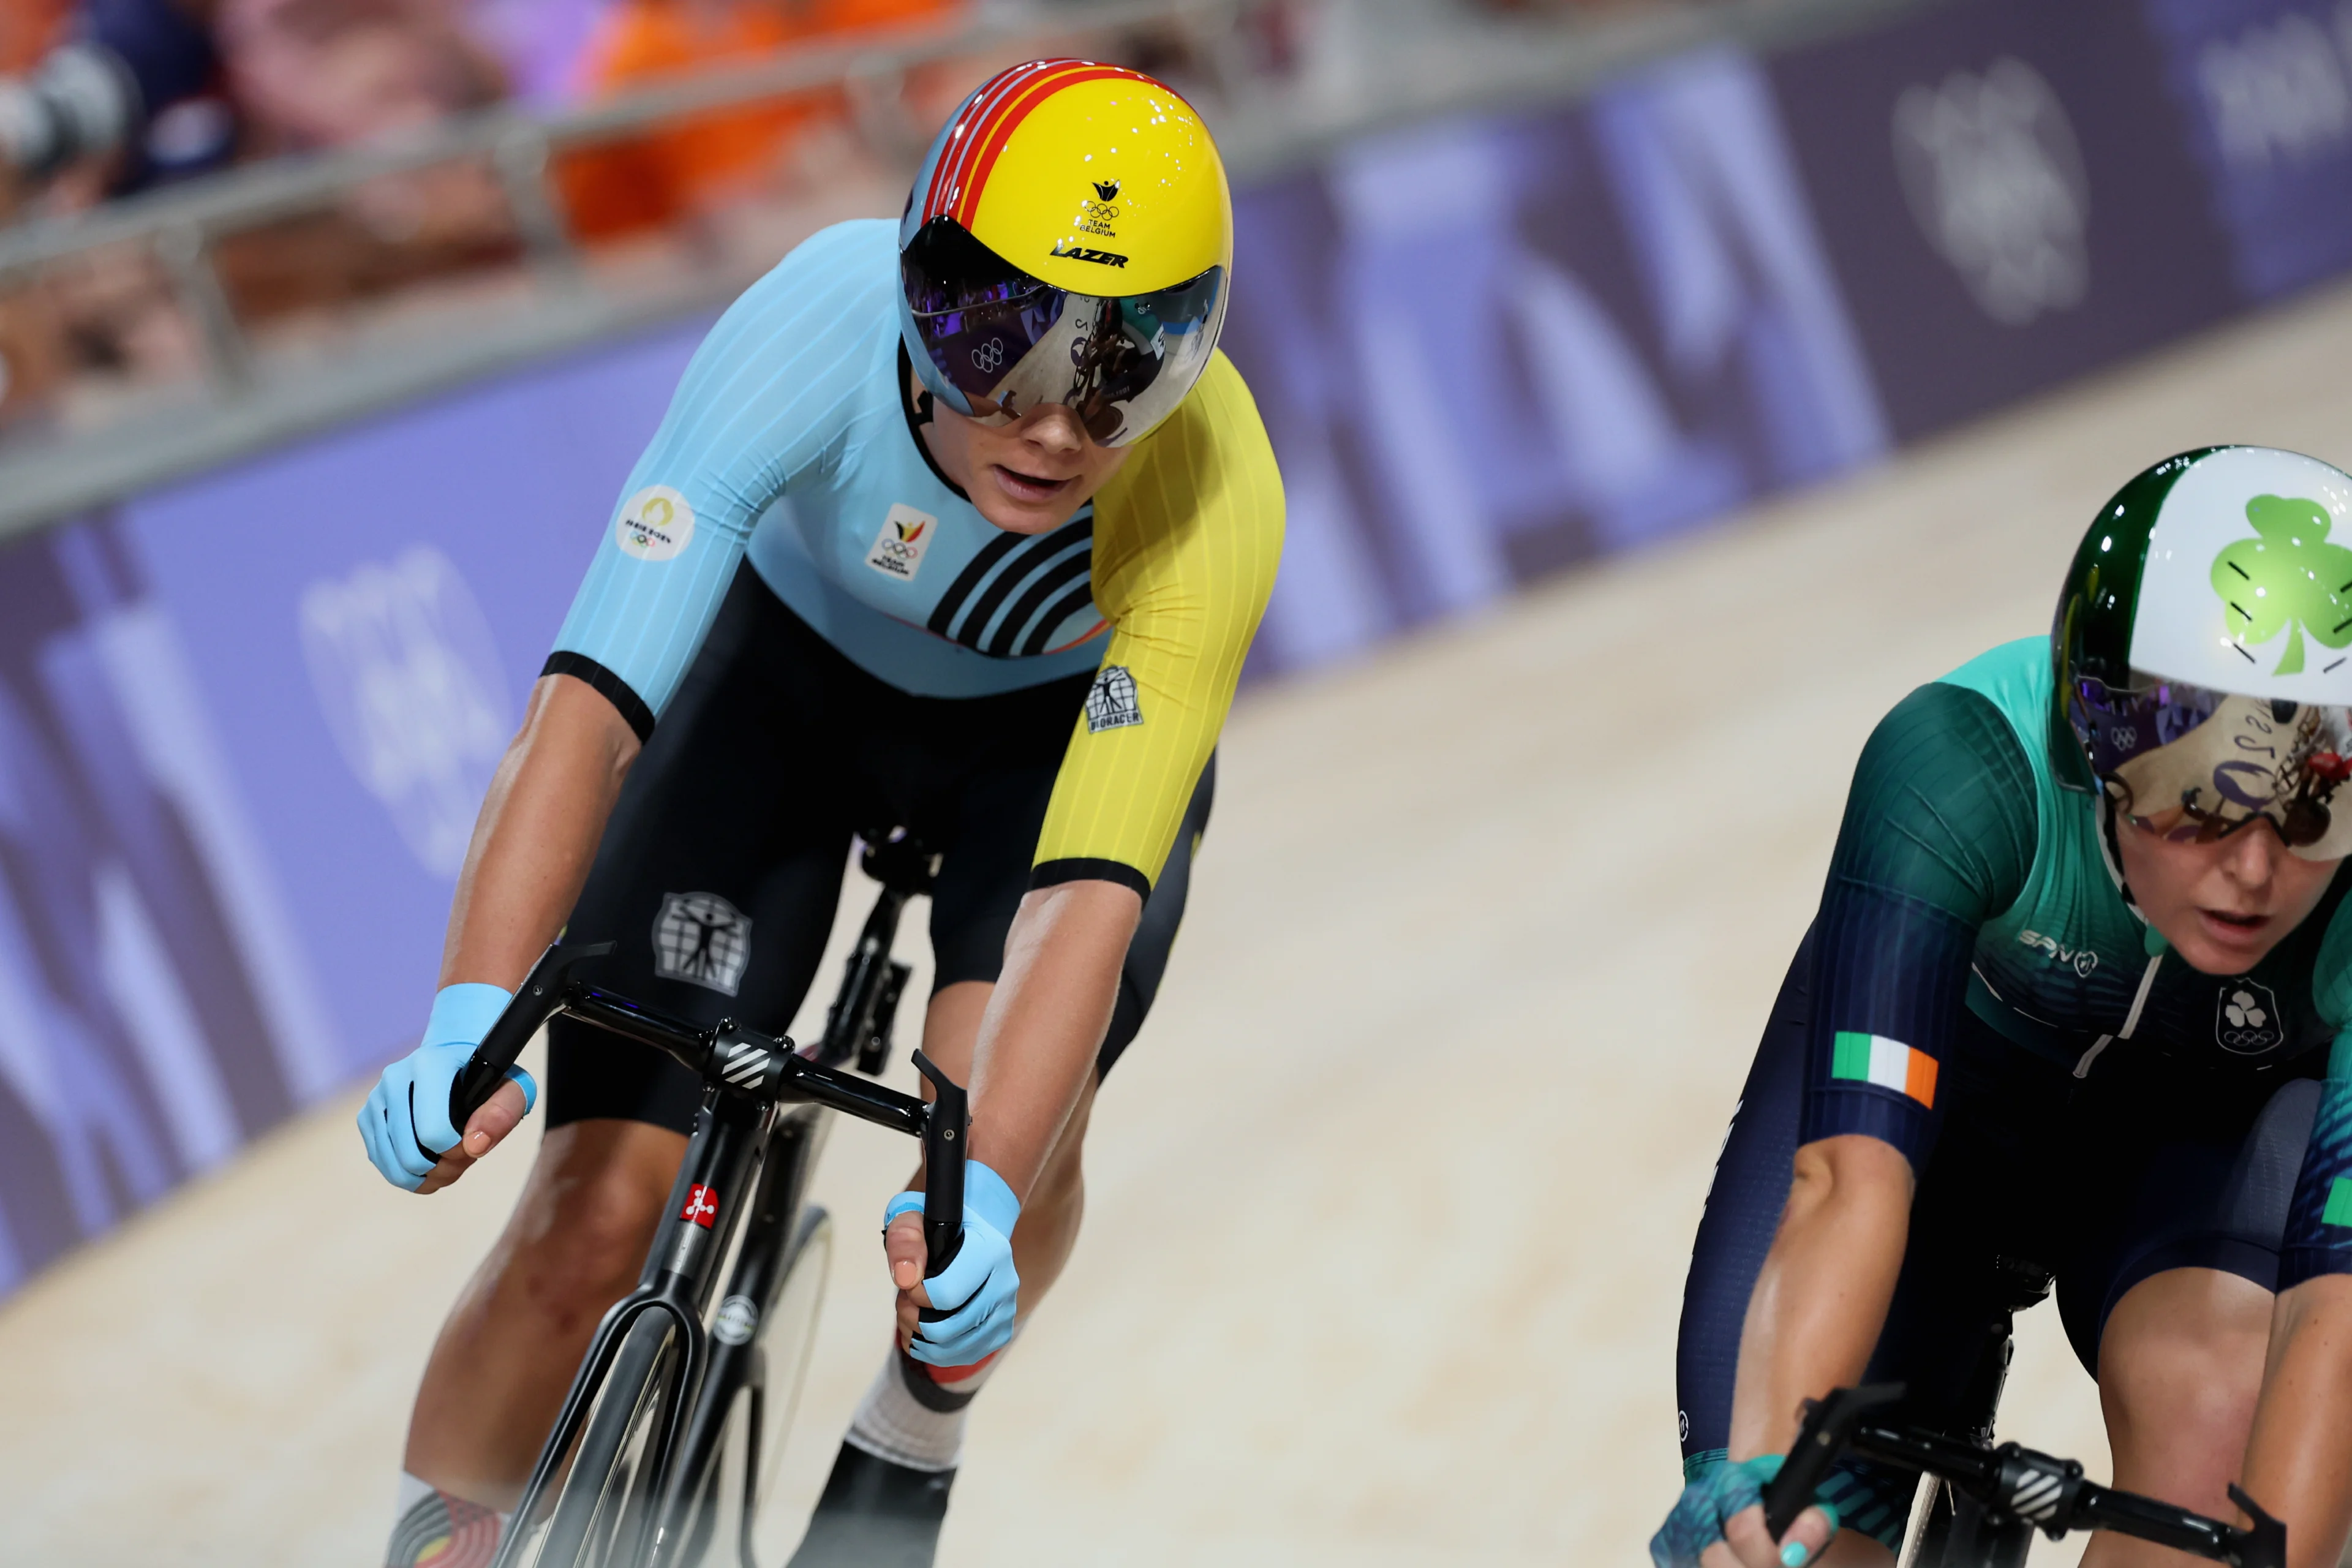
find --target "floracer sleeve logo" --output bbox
[2212,494,2352,674]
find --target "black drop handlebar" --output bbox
[1763,1384,2287,1568]
[442,939,968,1283]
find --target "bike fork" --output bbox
[492,1095,766,1568]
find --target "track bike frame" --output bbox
[442,835,952,1568]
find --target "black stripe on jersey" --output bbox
[927,530,1024,638]
[1020,581,1101,656]
[543,651,656,742]
[949,519,1093,653]
[1031,856,1152,901]
[987,548,1093,656]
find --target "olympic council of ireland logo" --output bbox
[2217,978,2284,1055]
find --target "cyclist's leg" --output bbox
[791,712,1215,1564]
[393,574,854,1527]
[2059,1073,2320,1568]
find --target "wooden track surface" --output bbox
[14,277,2352,1564]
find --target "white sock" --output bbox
[842,1339,1015,1472]
[386,1471,511,1568]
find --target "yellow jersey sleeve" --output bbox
[1030,351,1285,895]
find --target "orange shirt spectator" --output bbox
[2,1,72,73]
[559,0,817,240]
[556,0,960,241]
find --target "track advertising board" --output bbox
[0,0,2342,1291]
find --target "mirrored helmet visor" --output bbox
[903,222,1224,447]
[2070,673,2352,859]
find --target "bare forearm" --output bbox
[1730,1134,1915,1459]
[2242,1276,2352,1568]
[965,879,1141,1199]
[439,674,640,990]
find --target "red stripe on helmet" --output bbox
[921,61,1060,224]
[924,59,1176,233]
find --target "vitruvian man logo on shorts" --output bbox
[654,891,752,995]
[1085,665,1142,733]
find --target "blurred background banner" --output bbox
[4,0,2352,1297]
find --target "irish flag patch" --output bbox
[1831,1031,1938,1109]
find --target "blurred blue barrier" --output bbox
[0,0,2343,1292]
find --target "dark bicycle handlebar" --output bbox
[1762,1384,2286,1568]
[445,939,970,1283]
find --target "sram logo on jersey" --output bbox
[865,504,937,582]
[1050,241,1128,268]
[2015,928,2099,978]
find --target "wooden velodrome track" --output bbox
[21,277,2352,1566]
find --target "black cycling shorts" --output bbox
[545,567,1213,1134]
[1673,925,2322,1544]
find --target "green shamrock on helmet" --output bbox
[2211,494,2352,675]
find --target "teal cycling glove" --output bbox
[1651,1454,1841,1568]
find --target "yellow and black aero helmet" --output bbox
[897,58,1233,447]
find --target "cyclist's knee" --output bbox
[2098,1268,2268,1470]
[507,1121,686,1319]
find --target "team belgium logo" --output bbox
[865,504,937,582]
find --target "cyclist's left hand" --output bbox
[884,1161,1020,1365]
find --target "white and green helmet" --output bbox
[2057,445,2352,859]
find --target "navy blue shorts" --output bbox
[1673,927,2323,1542]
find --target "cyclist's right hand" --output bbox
[358,982,535,1193]
[1651,1455,1839,1568]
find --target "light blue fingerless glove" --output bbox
[357,983,532,1191]
[884,1159,1020,1366]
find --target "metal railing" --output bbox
[0,0,1937,542]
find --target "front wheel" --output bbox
[527,1311,683,1568]
[689,1207,833,1568]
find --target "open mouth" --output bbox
[2198,908,2270,937]
[990,464,1073,504]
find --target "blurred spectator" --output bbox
[2,1,75,73]
[217,0,504,153]
[557,0,957,241]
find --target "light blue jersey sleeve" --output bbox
[546,221,893,734]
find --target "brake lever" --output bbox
[2226,1484,2287,1568]
[1764,1384,1906,1540]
